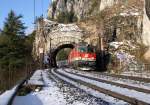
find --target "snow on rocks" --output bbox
[43,18,82,33]
[108,40,143,72]
[109,41,123,49]
[120,12,139,17]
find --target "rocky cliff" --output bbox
[48,0,100,21]
[48,0,122,21]
[145,0,150,19]
[47,0,150,62]
[142,0,150,60]
[48,0,144,21]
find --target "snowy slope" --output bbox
[13,69,99,105]
[0,86,17,105]
[27,70,44,86]
[13,70,67,105]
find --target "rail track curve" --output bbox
[51,68,150,105]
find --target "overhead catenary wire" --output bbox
[33,0,44,28]
[41,0,44,17]
[33,0,35,23]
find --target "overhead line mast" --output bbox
[33,0,45,69]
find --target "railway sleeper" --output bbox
[64,70,150,94]
[53,69,150,105]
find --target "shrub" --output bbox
[57,11,77,23]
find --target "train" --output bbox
[68,44,96,70]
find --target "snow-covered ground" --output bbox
[49,70,109,105]
[2,68,150,105]
[27,70,44,86]
[52,69,128,105]
[0,70,46,105]
[54,68,150,104]
[12,69,108,105]
[121,70,150,78]
[0,86,17,105]
[13,70,67,105]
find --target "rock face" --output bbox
[99,0,118,11]
[142,0,150,60]
[46,0,150,62]
[145,0,150,19]
[48,0,136,21]
[48,0,100,21]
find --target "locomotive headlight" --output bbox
[91,57,95,59]
[85,54,88,58]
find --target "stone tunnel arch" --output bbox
[50,44,74,67]
[34,19,85,68]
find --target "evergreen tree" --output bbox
[0,10,29,70]
[57,11,77,23]
[56,48,71,61]
[2,10,26,36]
[0,29,2,34]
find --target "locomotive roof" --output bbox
[77,42,88,46]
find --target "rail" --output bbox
[0,71,34,105]
[51,69,150,105]
[64,70,150,94]
[7,78,27,105]
[101,73,150,83]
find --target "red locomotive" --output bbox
[68,44,96,70]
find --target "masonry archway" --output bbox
[34,19,84,68]
[50,44,74,67]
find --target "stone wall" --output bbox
[33,19,84,59]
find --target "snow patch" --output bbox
[0,86,17,105]
[120,12,139,16]
[13,70,67,105]
[13,69,92,105]
[27,70,44,86]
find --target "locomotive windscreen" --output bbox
[87,45,94,53]
[78,46,87,52]
[78,45,94,53]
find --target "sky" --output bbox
[0,0,51,34]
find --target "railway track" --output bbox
[82,71,150,83]
[0,70,37,105]
[64,68,150,89]
[2,73,33,105]
[100,73,150,83]
[65,69,150,83]
[51,69,150,105]
[64,70,150,94]
[87,71,150,83]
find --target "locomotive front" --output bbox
[68,44,96,70]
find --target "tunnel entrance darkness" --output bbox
[50,44,74,67]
